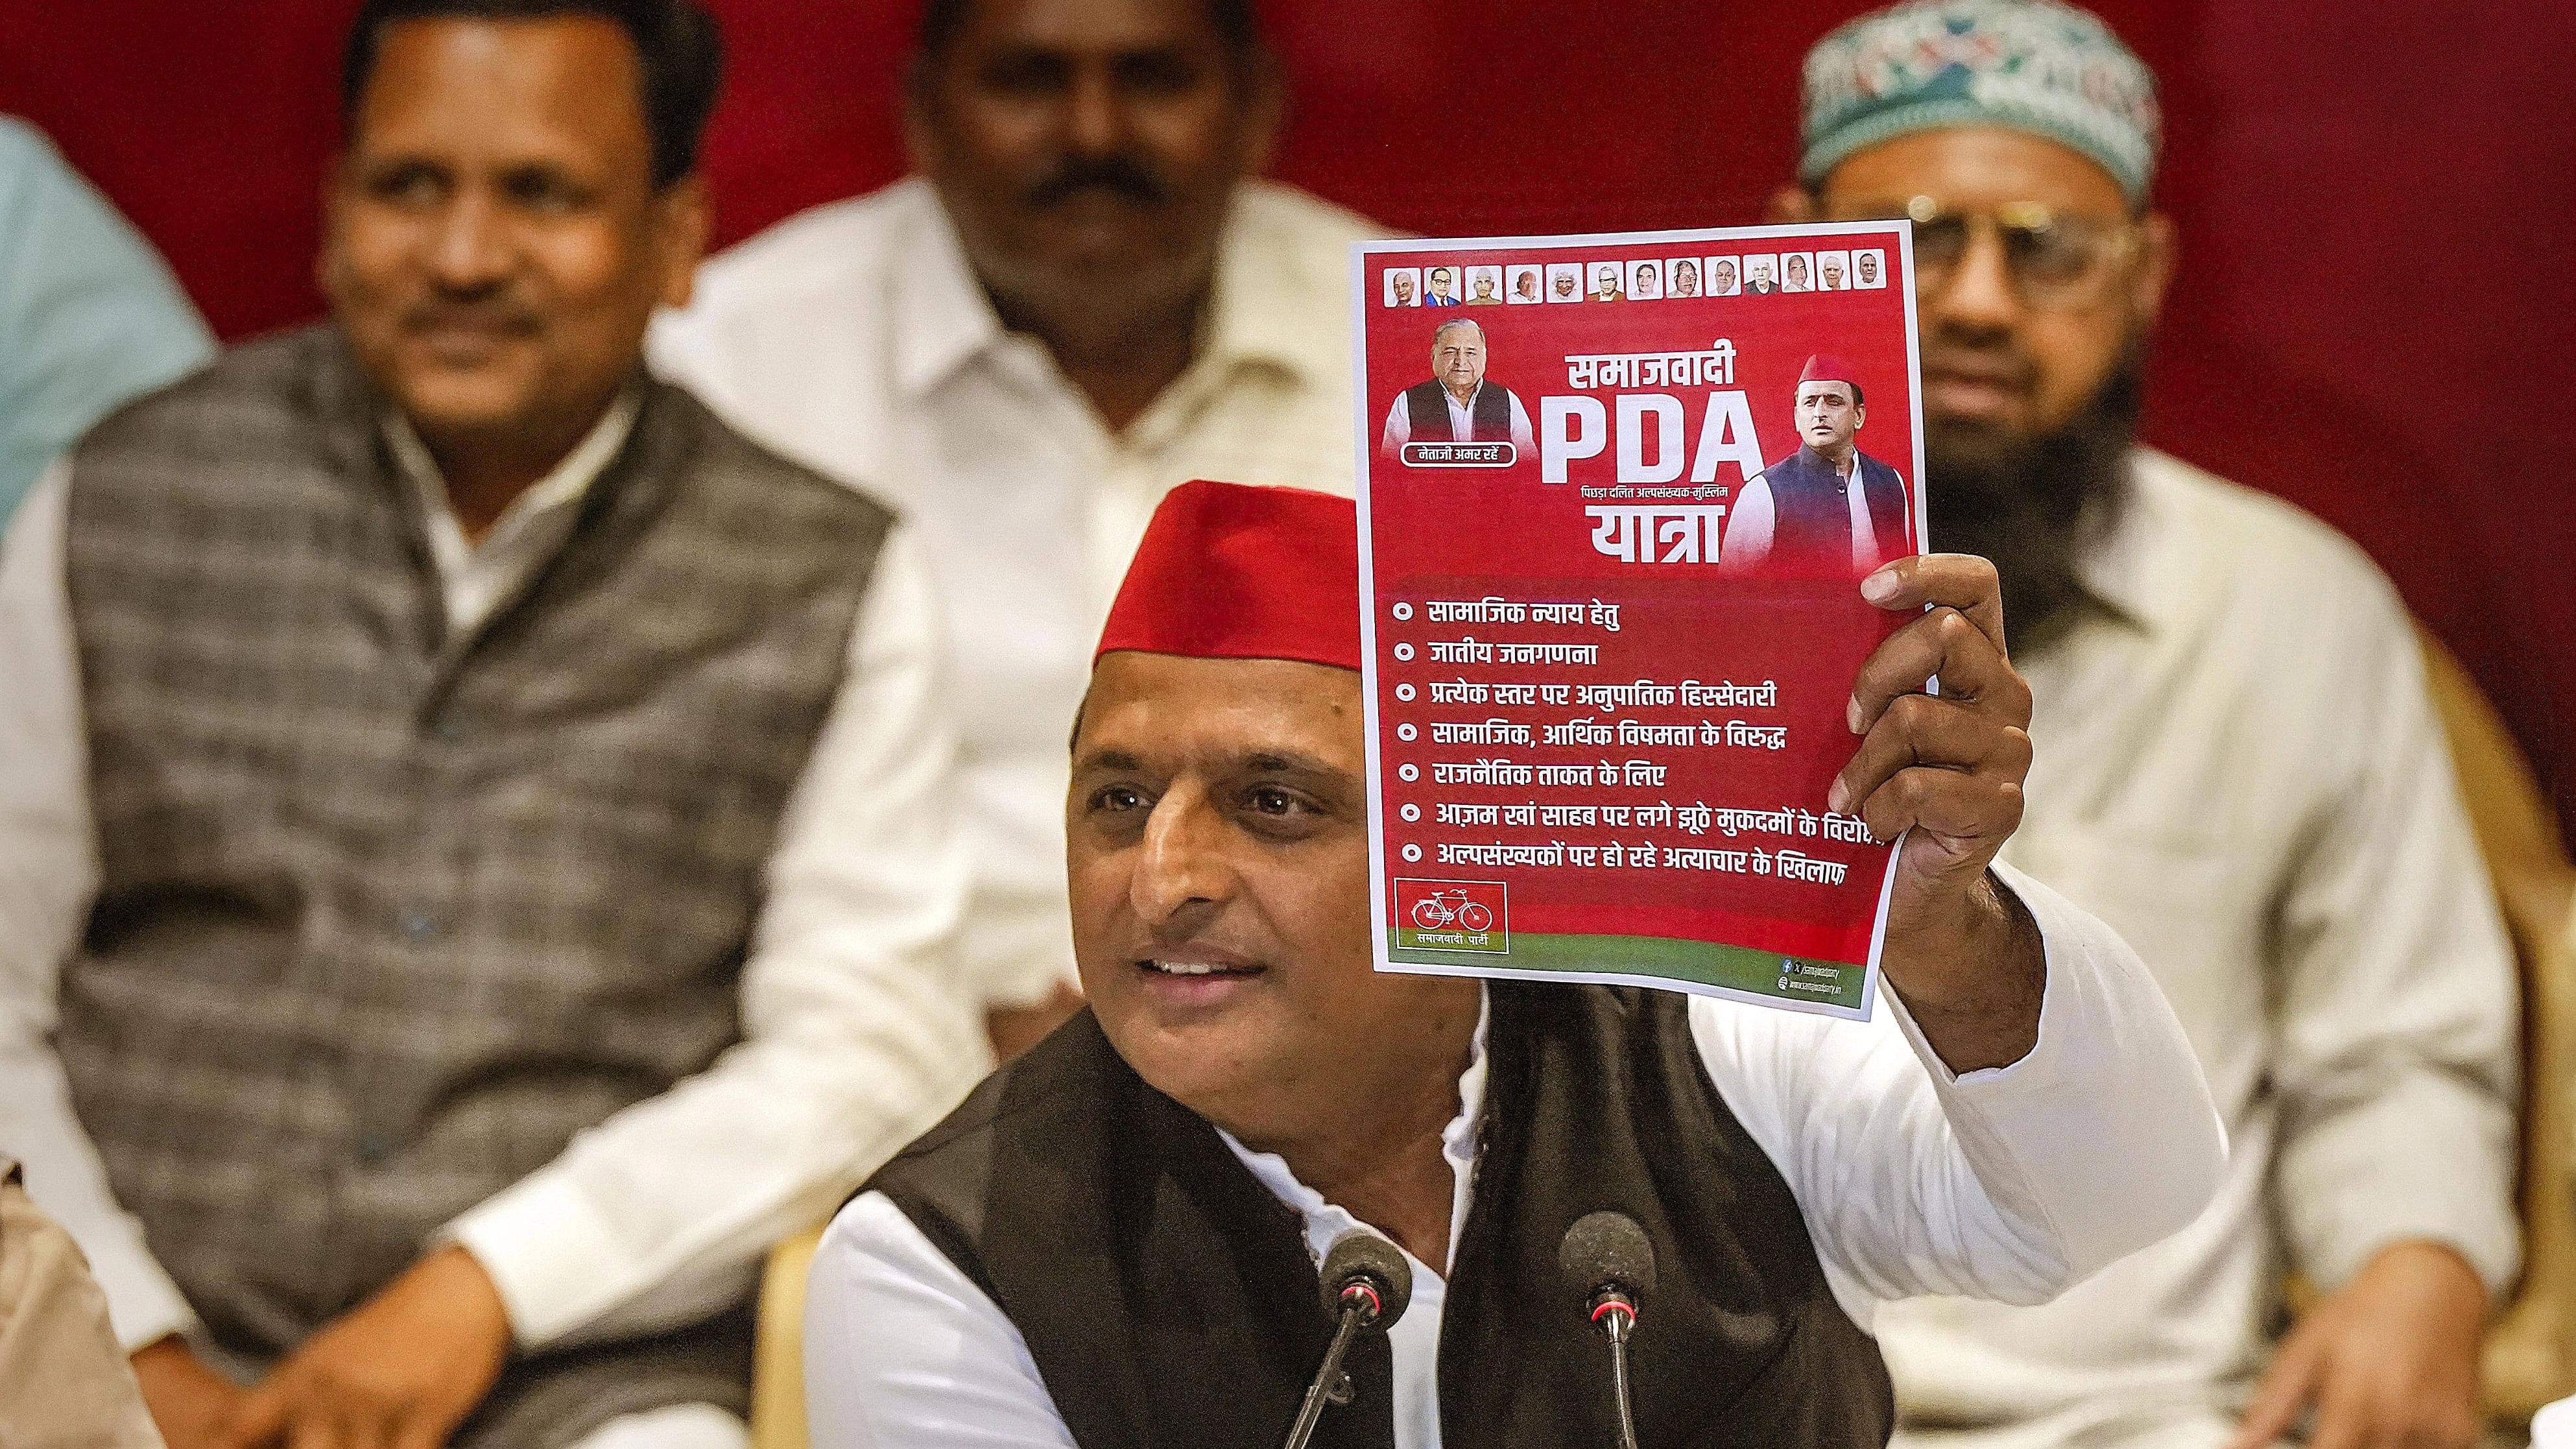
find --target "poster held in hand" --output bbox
[1354,222,1924,1020]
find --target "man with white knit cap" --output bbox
[1774,4,2518,1447]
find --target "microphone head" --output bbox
[1319,1229,1414,1330]
[1559,1210,1657,1299]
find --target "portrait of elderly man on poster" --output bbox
[1721,353,1913,575]
[1377,316,1536,457]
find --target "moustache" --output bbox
[1920,329,2040,396]
[403,296,542,338]
[1024,156,1166,210]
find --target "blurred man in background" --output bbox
[1776,3,2518,1446]
[653,0,1383,1051]
[0,2,983,1446]
[0,118,211,533]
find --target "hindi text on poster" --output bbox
[1354,223,1924,1020]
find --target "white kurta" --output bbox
[804,865,2228,1449]
[650,176,1382,1012]
[1876,451,2520,1449]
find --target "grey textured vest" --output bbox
[54,326,892,1447]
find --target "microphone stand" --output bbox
[1591,1289,1642,1449]
[1282,1285,1377,1449]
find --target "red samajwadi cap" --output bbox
[1799,353,1859,389]
[1095,479,1362,671]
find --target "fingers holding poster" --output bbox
[1353,222,1924,1019]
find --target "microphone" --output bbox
[1280,1230,1413,1449]
[1561,1211,1656,1449]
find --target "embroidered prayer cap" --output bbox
[1798,0,2161,204]
[1095,479,1362,671]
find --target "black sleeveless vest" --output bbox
[867,985,1892,1448]
[1404,378,1513,444]
[1761,446,1912,573]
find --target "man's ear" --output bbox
[314,156,350,304]
[2131,210,2178,326]
[1767,185,1820,223]
[1235,47,1288,176]
[900,54,942,177]
[653,173,712,311]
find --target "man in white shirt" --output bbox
[1778,3,2520,1446]
[1376,318,1538,459]
[0,4,983,1447]
[651,0,1383,1046]
[805,478,2226,1448]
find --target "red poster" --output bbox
[1355,224,1922,1019]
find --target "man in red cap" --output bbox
[1723,355,1914,575]
[804,481,2221,1448]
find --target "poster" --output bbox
[1354,222,1922,1020]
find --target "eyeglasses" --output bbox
[1870,197,2141,310]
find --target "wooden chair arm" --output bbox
[748,1224,828,1449]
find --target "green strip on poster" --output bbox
[1389,929,1868,1011]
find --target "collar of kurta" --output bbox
[887,175,1334,406]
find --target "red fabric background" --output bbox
[5,0,2568,839]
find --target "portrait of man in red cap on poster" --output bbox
[1721,354,1914,575]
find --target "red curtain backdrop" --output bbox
[6,0,2569,840]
